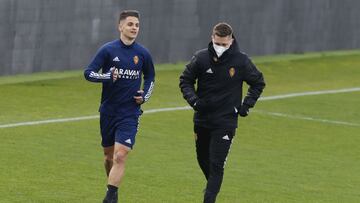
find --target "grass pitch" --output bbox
[0,50,360,202]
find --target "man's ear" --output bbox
[118,22,123,32]
[229,38,234,46]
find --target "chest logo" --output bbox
[133,55,139,65]
[229,67,235,77]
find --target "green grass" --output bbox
[0,50,360,202]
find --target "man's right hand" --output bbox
[110,67,118,82]
[193,99,212,112]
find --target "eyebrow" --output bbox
[214,42,228,46]
[127,22,139,25]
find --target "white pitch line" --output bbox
[0,107,191,129]
[259,87,360,101]
[1,87,360,129]
[144,106,191,113]
[253,110,360,127]
[0,115,99,129]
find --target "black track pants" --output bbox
[194,126,235,203]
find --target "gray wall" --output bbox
[1,0,360,75]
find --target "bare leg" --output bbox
[108,143,131,186]
[103,146,114,177]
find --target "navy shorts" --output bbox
[100,113,139,149]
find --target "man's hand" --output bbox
[134,90,144,104]
[110,67,118,82]
[193,99,212,112]
[239,104,250,117]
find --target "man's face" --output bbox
[118,16,140,40]
[212,35,233,48]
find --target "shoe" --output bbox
[203,191,217,203]
[103,191,118,203]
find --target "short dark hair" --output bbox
[119,10,140,23]
[212,22,233,37]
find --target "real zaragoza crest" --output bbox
[229,67,235,77]
[133,55,139,65]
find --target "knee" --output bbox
[113,151,127,164]
[104,152,113,163]
[210,159,225,174]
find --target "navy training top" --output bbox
[84,39,155,117]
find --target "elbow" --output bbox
[83,71,89,81]
[83,70,92,81]
[261,79,266,90]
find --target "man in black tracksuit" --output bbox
[179,22,265,203]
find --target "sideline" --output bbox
[253,110,360,127]
[1,87,359,129]
[260,87,360,101]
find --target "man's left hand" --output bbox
[134,90,144,104]
[239,104,250,117]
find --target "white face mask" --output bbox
[213,43,229,57]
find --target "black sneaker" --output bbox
[103,191,118,203]
[203,191,217,203]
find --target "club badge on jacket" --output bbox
[229,67,235,77]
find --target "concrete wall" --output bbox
[1,0,360,75]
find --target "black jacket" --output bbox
[179,38,265,129]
